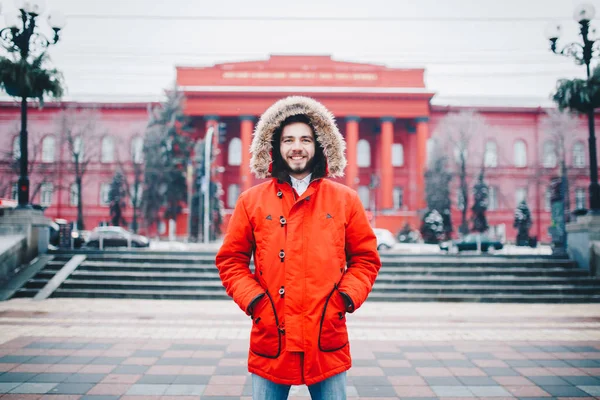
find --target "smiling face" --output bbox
[279,122,316,180]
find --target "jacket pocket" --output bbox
[318,284,349,352]
[250,290,282,359]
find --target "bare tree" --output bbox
[433,110,489,235]
[115,134,144,233]
[541,109,581,221]
[0,120,57,203]
[55,108,103,230]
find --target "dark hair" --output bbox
[271,115,327,181]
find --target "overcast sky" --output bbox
[1,0,599,106]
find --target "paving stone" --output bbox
[110,365,148,374]
[563,376,600,385]
[9,382,57,393]
[481,367,520,376]
[164,384,206,395]
[0,355,33,363]
[64,373,107,383]
[354,384,398,397]
[539,385,592,397]
[410,359,444,367]
[467,385,512,397]
[431,385,476,397]
[456,376,499,386]
[527,375,570,386]
[442,360,476,367]
[131,350,163,357]
[136,374,177,384]
[505,359,539,367]
[424,376,462,386]
[90,357,126,365]
[349,376,391,386]
[48,382,95,394]
[565,359,600,368]
[464,352,496,360]
[578,385,600,396]
[126,383,170,395]
[29,373,72,383]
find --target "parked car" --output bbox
[84,226,150,248]
[439,233,503,253]
[373,228,397,251]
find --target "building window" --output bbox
[11,183,18,200]
[357,139,371,167]
[131,136,143,164]
[227,184,240,208]
[575,188,586,209]
[516,188,527,206]
[488,186,498,211]
[484,141,498,168]
[426,138,436,166]
[73,136,84,162]
[542,141,557,168]
[358,186,370,209]
[393,187,403,209]
[545,187,552,211]
[70,183,79,206]
[392,143,404,167]
[514,140,527,167]
[228,138,242,166]
[100,183,110,206]
[573,141,585,168]
[41,135,55,163]
[12,136,20,160]
[101,136,114,163]
[40,183,53,207]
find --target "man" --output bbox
[216,96,381,399]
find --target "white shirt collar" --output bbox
[290,173,312,195]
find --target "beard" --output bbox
[283,152,316,175]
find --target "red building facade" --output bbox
[0,55,596,242]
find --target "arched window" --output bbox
[228,138,242,166]
[484,141,498,168]
[392,143,404,167]
[42,135,55,163]
[357,139,371,167]
[40,183,53,207]
[573,141,586,168]
[12,136,20,160]
[542,141,557,168]
[101,136,114,163]
[227,184,240,208]
[357,186,370,209]
[513,140,527,167]
[73,136,84,162]
[575,188,586,209]
[131,136,143,164]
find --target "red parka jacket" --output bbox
[216,96,381,386]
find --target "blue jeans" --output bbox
[252,372,347,400]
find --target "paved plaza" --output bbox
[0,299,598,399]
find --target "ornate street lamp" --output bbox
[546,3,600,213]
[0,0,66,208]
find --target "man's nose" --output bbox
[291,140,302,150]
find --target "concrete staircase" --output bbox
[10,249,600,302]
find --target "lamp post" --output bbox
[0,0,66,208]
[546,3,600,213]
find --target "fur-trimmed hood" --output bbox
[250,96,347,179]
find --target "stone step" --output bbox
[66,263,588,277]
[36,288,600,303]
[44,270,600,287]
[41,279,600,295]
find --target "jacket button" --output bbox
[280,216,287,226]
[279,287,285,296]
[277,191,283,198]
[279,250,285,261]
